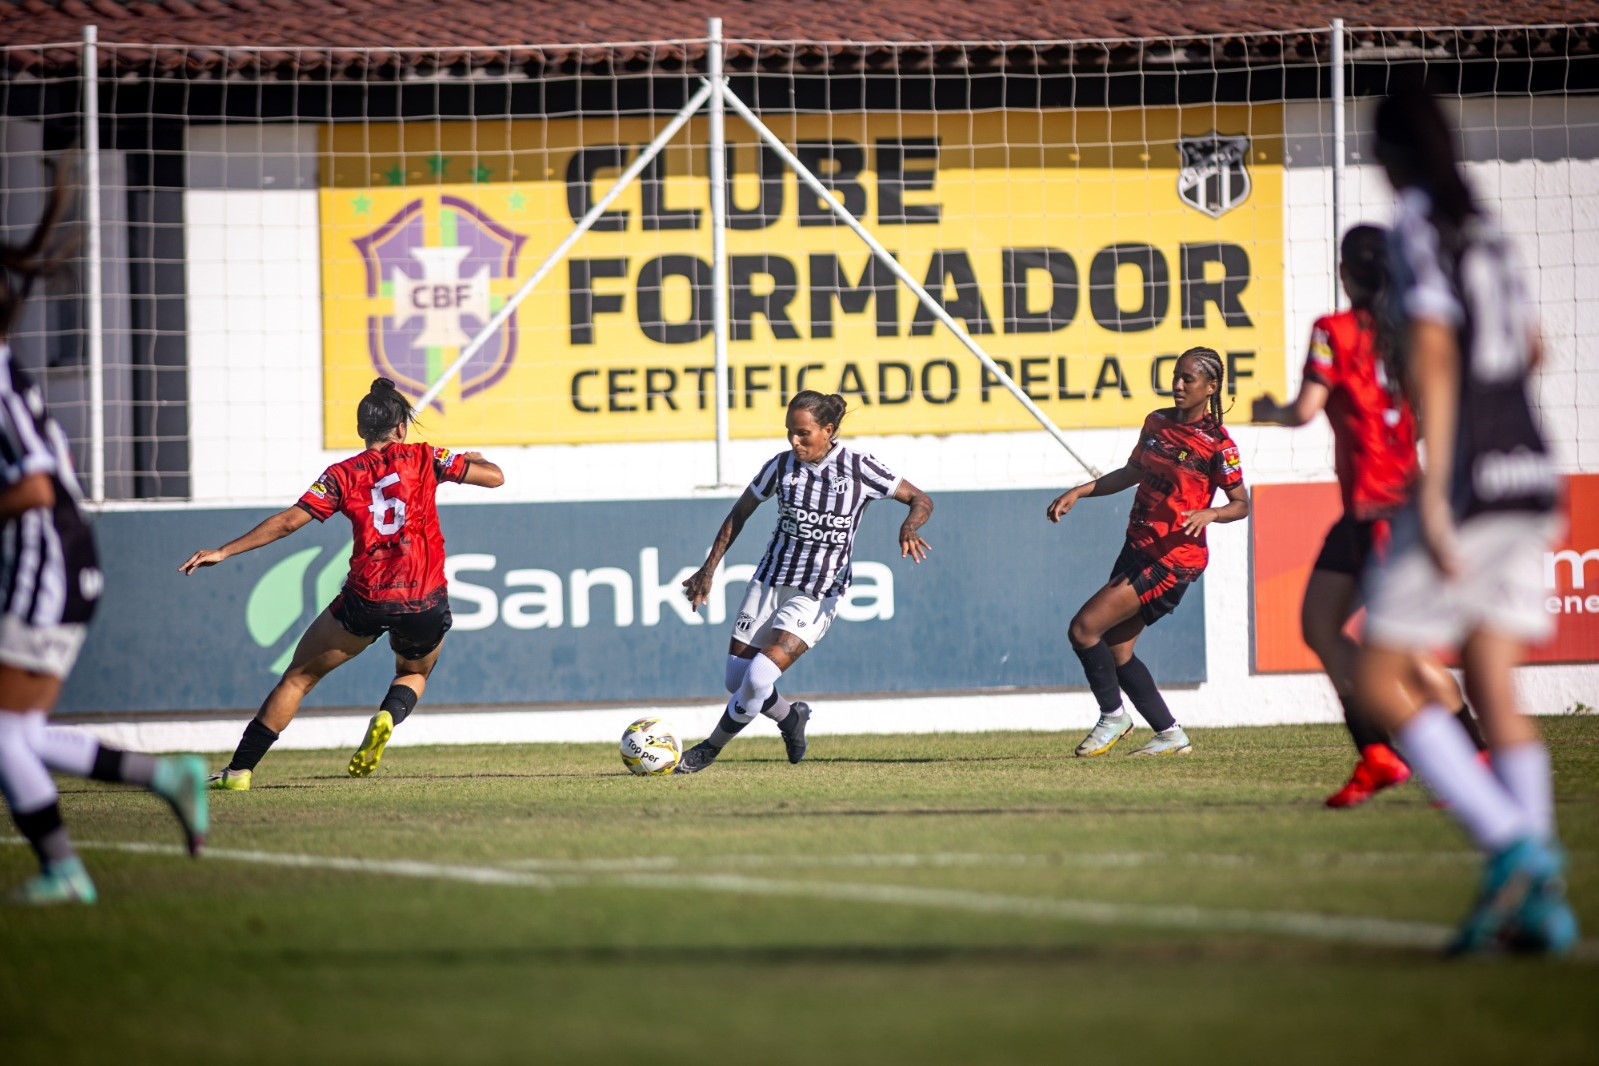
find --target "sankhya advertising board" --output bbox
[60,490,1206,714]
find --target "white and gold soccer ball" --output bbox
[620,717,681,776]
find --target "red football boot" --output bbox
[1326,743,1412,809]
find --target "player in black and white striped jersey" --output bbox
[1356,89,1574,954]
[677,390,933,773]
[0,171,207,905]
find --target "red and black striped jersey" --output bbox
[1303,309,1418,521]
[1123,410,1244,571]
[297,442,469,606]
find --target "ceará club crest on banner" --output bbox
[352,194,527,411]
[1177,133,1251,219]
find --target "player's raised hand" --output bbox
[178,548,227,575]
[1046,490,1078,523]
[681,566,715,612]
[899,528,930,563]
[1250,394,1280,423]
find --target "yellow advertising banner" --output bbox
[319,107,1284,447]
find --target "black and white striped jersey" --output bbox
[1389,188,1557,520]
[749,444,900,597]
[0,345,100,627]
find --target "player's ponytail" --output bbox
[1179,346,1227,423]
[1,159,74,340]
[789,390,847,436]
[357,377,416,445]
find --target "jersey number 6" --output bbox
[368,472,408,535]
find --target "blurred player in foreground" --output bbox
[1253,225,1483,808]
[678,390,933,773]
[1357,89,1576,954]
[1048,347,1249,757]
[180,377,503,788]
[0,173,207,904]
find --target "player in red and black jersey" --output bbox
[1046,347,1249,757]
[1254,225,1480,809]
[180,378,504,789]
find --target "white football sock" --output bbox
[730,653,783,724]
[29,722,98,776]
[1396,704,1532,853]
[1492,742,1555,838]
[724,655,750,695]
[0,711,58,813]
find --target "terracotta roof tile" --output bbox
[0,0,1593,78]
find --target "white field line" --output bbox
[0,838,555,889]
[498,851,1488,872]
[0,837,1545,957]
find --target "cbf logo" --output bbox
[352,195,527,411]
[1177,133,1251,219]
[245,543,350,674]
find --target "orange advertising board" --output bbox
[1252,476,1599,671]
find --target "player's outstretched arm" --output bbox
[458,451,505,488]
[681,488,762,612]
[1251,379,1330,427]
[893,479,933,563]
[179,506,312,575]
[1046,464,1139,523]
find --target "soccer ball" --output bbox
[620,717,681,776]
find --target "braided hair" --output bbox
[788,389,847,434]
[356,377,417,445]
[1178,346,1226,423]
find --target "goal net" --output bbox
[0,25,1593,503]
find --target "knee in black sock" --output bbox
[380,684,420,727]
[1073,641,1124,716]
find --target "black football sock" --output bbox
[380,684,420,727]
[706,710,752,749]
[1072,641,1125,717]
[1114,655,1176,732]
[227,719,280,773]
[13,802,74,865]
[1340,694,1388,753]
[89,746,159,787]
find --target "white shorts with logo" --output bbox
[0,614,89,678]
[1364,510,1559,650]
[732,581,840,650]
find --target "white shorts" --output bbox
[0,615,89,678]
[1364,510,1559,650]
[732,582,839,650]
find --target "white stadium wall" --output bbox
[97,94,1599,748]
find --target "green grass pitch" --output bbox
[4,719,1598,1064]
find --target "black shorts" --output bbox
[1111,544,1200,626]
[330,587,453,660]
[1313,514,1392,577]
